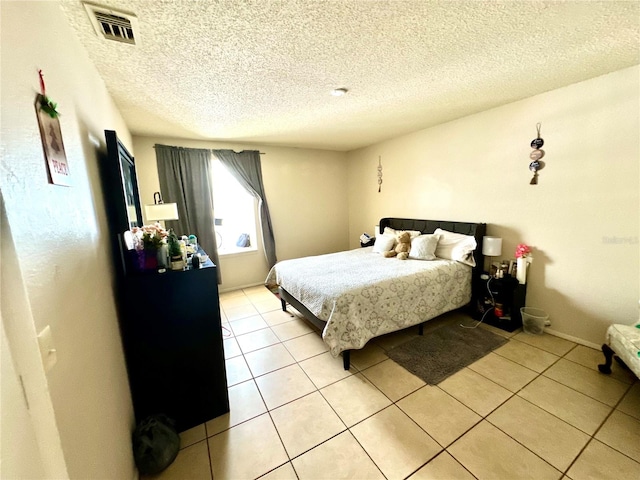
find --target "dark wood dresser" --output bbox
[101,129,228,433]
[119,262,229,432]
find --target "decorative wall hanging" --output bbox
[377,156,383,192]
[35,70,70,186]
[529,123,545,185]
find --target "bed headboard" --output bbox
[379,217,487,279]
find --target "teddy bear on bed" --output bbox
[383,231,411,260]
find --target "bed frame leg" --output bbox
[598,344,614,374]
[343,350,351,370]
[280,297,287,312]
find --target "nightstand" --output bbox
[474,274,526,332]
[360,237,376,247]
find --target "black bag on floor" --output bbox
[132,414,180,475]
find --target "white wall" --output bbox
[1,2,136,479]
[1,310,47,479]
[132,136,349,291]
[347,66,640,347]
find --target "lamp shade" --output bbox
[145,203,179,222]
[482,236,502,256]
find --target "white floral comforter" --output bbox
[265,247,472,356]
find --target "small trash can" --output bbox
[520,307,548,335]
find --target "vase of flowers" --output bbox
[515,243,533,285]
[131,223,169,271]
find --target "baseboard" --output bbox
[219,281,265,294]
[543,327,600,350]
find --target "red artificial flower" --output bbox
[515,243,531,258]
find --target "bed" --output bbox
[266,218,486,369]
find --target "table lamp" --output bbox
[482,236,502,277]
[145,191,179,222]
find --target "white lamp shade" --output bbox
[482,236,502,256]
[145,203,179,221]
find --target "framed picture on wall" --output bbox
[35,94,71,186]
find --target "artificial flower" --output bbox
[130,223,168,251]
[515,243,531,258]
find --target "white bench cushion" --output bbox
[606,321,640,379]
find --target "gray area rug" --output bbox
[387,324,508,385]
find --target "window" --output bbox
[211,159,258,255]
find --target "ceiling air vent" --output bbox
[83,2,139,45]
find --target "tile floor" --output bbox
[145,286,640,480]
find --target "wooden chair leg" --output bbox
[598,343,614,374]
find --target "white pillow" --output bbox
[383,227,422,239]
[434,228,477,266]
[372,234,396,253]
[409,234,440,260]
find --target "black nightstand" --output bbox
[474,274,527,332]
[360,237,376,247]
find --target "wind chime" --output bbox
[529,123,545,185]
[377,156,383,192]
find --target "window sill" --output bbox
[218,247,258,258]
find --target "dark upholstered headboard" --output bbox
[379,217,487,288]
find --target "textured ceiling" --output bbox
[60,0,639,151]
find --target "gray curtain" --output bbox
[155,144,221,283]
[213,149,277,268]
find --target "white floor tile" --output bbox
[449,421,561,480]
[487,395,589,471]
[292,431,385,480]
[409,452,475,480]
[206,380,266,435]
[141,440,211,480]
[244,343,296,377]
[361,358,425,401]
[438,367,512,416]
[320,373,392,427]
[544,358,629,406]
[567,439,640,480]
[595,410,640,462]
[208,414,288,480]
[518,376,611,435]
[397,385,481,448]
[351,405,442,480]
[270,391,346,458]
[299,351,355,389]
[255,364,316,410]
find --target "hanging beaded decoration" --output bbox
[377,156,383,192]
[529,123,545,185]
[37,69,60,118]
